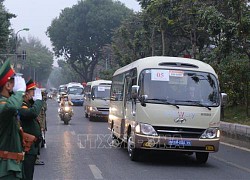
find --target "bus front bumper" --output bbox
[90,111,109,119]
[133,134,220,152]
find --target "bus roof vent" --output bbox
[159,62,199,68]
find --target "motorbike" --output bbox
[59,104,73,125]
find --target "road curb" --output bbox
[220,121,250,149]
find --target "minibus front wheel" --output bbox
[127,135,139,161]
[195,152,209,164]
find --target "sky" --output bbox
[3,0,141,52]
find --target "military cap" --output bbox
[0,60,15,87]
[26,78,36,91]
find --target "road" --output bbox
[34,99,250,180]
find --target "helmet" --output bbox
[61,92,67,96]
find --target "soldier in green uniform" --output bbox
[35,89,47,165]
[37,89,47,149]
[19,79,43,180]
[0,60,26,179]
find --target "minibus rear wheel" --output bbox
[195,152,209,164]
[127,135,139,161]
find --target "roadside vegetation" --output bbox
[224,106,250,126]
[0,0,249,121]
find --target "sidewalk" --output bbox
[220,121,250,149]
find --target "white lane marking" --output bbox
[89,165,103,179]
[220,142,250,152]
[212,156,250,173]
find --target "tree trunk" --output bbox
[190,13,197,59]
[161,29,165,56]
[192,29,197,59]
[151,25,156,56]
[247,59,250,117]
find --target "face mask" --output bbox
[29,99,34,104]
[9,91,14,96]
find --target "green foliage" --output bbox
[99,69,114,80]
[137,0,152,9]
[47,67,63,88]
[19,37,53,87]
[47,0,133,82]
[111,13,148,67]
[46,0,250,117]
[47,60,85,88]
[113,0,250,117]
[210,54,249,107]
[224,105,250,126]
[0,1,16,61]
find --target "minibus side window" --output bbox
[125,68,137,102]
[111,74,124,101]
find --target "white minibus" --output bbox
[67,82,84,106]
[84,80,112,121]
[108,56,227,163]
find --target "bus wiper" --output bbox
[147,99,179,109]
[180,100,211,110]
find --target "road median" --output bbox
[220,121,250,149]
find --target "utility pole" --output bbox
[15,28,29,72]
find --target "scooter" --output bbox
[59,105,73,125]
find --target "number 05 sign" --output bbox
[151,70,169,81]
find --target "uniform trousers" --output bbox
[22,154,37,180]
[0,174,20,180]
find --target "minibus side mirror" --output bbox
[221,93,227,106]
[140,95,148,107]
[131,85,139,99]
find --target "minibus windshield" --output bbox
[92,86,111,99]
[59,87,67,93]
[139,69,220,107]
[68,87,83,95]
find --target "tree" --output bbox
[111,13,150,67]
[0,0,15,63]
[145,0,176,56]
[47,0,133,82]
[122,0,250,117]
[19,37,54,87]
[200,0,250,116]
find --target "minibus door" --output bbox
[120,76,131,139]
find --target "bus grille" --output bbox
[153,126,205,139]
[97,107,109,112]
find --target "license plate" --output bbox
[102,111,108,115]
[168,140,191,146]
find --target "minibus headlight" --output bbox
[64,106,70,112]
[135,124,140,133]
[139,123,158,136]
[200,128,219,139]
[90,106,98,111]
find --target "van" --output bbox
[108,56,227,163]
[57,84,67,102]
[67,83,84,106]
[84,80,112,121]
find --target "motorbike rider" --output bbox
[59,92,73,115]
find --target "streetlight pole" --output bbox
[15,28,29,71]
